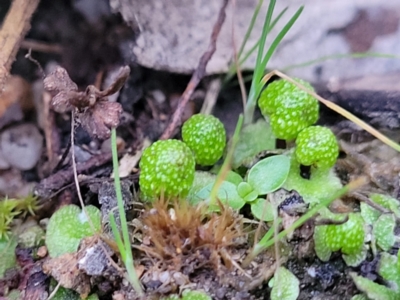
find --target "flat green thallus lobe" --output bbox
[182,114,226,166]
[325,213,365,255]
[139,139,195,200]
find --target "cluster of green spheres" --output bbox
[139,114,226,200]
[258,78,339,169]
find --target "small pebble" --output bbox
[0,123,43,170]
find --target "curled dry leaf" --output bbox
[42,252,91,297]
[43,67,78,113]
[78,101,123,140]
[43,66,130,140]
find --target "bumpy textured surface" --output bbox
[325,213,365,255]
[182,114,226,166]
[258,79,319,140]
[139,139,195,199]
[295,126,339,169]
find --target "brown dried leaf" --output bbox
[78,100,122,140]
[44,67,79,113]
[50,90,78,113]
[42,252,91,298]
[44,66,129,138]
[43,67,77,95]
[97,66,131,97]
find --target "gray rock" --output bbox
[0,123,43,170]
[110,0,400,81]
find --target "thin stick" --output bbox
[0,0,40,93]
[351,192,390,214]
[200,78,222,115]
[46,281,61,300]
[231,0,247,109]
[25,48,45,78]
[35,151,113,199]
[160,0,229,140]
[21,39,62,54]
[71,110,96,231]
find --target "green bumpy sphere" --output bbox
[182,114,226,166]
[139,139,195,200]
[258,78,319,140]
[295,126,339,169]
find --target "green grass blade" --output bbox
[209,114,244,205]
[239,7,288,67]
[245,0,276,124]
[111,128,130,248]
[282,52,400,71]
[224,7,288,84]
[111,128,143,295]
[224,7,289,83]
[237,0,264,60]
[109,212,126,261]
[255,6,303,97]
[245,5,303,124]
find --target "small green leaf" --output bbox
[49,283,99,300]
[195,181,245,210]
[313,225,332,261]
[49,282,78,300]
[373,214,395,251]
[350,272,398,300]
[45,205,101,258]
[232,119,275,169]
[188,171,217,204]
[162,295,179,300]
[370,194,400,217]
[270,266,299,300]
[225,171,243,186]
[0,234,17,278]
[360,202,381,225]
[237,182,258,202]
[247,155,290,195]
[338,213,365,255]
[343,245,367,267]
[5,289,20,300]
[182,290,212,300]
[18,222,45,248]
[397,250,400,275]
[379,252,400,285]
[251,198,275,221]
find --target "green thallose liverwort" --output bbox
[139,139,195,200]
[258,78,319,140]
[314,212,366,266]
[182,114,226,166]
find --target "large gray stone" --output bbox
[110,0,400,81]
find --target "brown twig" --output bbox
[231,0,247,109]
[21,39,62,54]
[0,0,40,93]
[34,151,113,199]
[160,0,229,140]
[350,192,390,214]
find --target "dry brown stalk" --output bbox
[0,0,40,93]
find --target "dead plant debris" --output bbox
[44,66,130,140]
